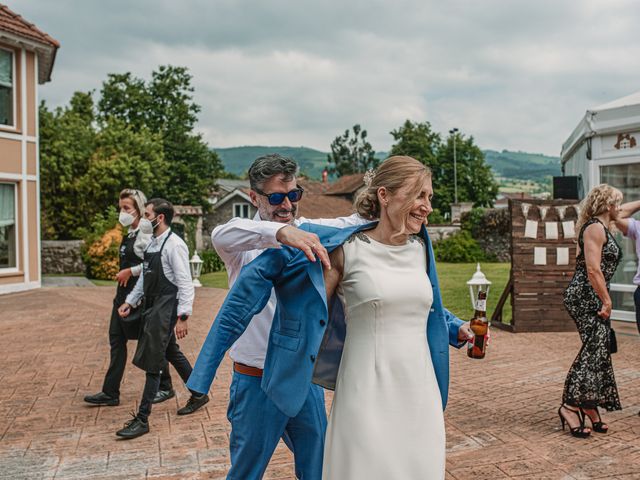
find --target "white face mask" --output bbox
[139,218,153,235]
[118,211,137,227]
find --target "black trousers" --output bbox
[102,309,172,398]
[635,286,640,335]
[138,333,194,421]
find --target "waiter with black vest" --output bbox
[84,189,174,407]
[116,198,209,439]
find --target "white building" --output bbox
[561,91,640,322]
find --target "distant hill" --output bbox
[214,146,330,179]
[483,150,561,183]
[214,146,560,185]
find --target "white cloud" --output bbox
[17,0,640,156]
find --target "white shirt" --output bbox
[126,228,195,316]
[212,212,370,369]
[126,225,152,277]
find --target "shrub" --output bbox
[201,249,225,274]
[80,206,122,280]
[461,207,486,235]
[433,231,490,263]
[428,208,447,224]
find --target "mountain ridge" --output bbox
[214,146,560,187]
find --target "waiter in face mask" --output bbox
[84,189,174,407]
[115,198,209,439]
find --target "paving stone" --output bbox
[1,286,640,479]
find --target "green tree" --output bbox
[327,124,378,177]
[388,120,498,213]
[98,65,223,206]
[437,132,498,210]
[39,93,97,239]
[389,120,441,168]
[76,119,169,223]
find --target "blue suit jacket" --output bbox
[187,222,464,418]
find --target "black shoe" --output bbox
[558,404,591,438]
[115,414,149,439]
[152,389,176,404]
[84,392,119,406]
[177,394,209,415]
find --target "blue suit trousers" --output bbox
[226,371,327,480]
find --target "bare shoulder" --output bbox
[583,221,607,244]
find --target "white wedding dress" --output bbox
[322,232,446,480]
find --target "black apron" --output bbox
[111,231,144,340]
[133,232,179,374]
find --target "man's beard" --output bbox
[264,204,297,224]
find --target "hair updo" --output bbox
[354,156,432,220]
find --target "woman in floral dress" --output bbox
[561,184,623,438]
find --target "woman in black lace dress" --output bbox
[560,184,623,438]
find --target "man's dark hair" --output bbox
[146,198,174,225]
[248,154,298,191]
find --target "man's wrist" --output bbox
[179,314,189,321]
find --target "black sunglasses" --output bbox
[254,185,304,205]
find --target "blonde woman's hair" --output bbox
[354,156,432,233]
[576,183,622,234]
[119,188,147,217]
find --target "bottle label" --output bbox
[476,299,487,312]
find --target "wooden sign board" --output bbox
[492,199,579,332]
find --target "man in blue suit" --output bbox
[205,154,368,479]
[188,220,470,478]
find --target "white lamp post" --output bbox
[466,263,491,310]
[189,251,204,288]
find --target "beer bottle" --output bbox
[467,290,489,359]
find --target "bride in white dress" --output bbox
[322,156,470,480]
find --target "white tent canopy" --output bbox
[561,91,640,162]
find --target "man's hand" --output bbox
[275,225,331,269]
[118,303,132,318]
[175,316,189,339]
[115,268,133,287]
[458,322,474,343]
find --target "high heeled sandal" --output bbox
[558,404,591,438]
[581,407,608,433]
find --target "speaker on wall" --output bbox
[553,176,581,200]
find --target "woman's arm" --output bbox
[615,200,640,235]
[619,199,640,219]
[583,222,611,319]
[324,247,344,300]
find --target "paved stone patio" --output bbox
[1,286,640,479]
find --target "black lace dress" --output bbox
[562,218,622,411]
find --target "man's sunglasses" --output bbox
[254,185,305,205]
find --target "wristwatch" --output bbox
[179,314,188,321]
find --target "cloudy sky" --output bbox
[16,0,640,156]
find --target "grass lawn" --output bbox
[198,263,512,323]
[437,262,511,324]
[200,271,231,289]
[91,279,118,287]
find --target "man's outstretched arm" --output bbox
[186,246,294,394]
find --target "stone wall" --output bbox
[202,201,256,249]
[426,224,461,242]
[461,208,511,262]
[41,240,85,274]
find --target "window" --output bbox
[0,183,17,269]
[233,203,251,218]
[0,49,13,127]
[600,163,640,318]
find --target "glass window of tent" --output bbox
[600,163,640,316]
